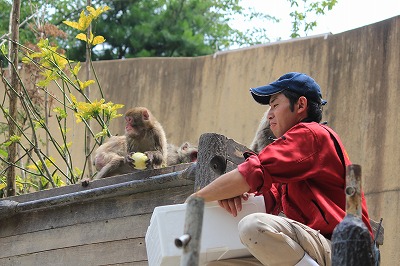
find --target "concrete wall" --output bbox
[1,15,399,265]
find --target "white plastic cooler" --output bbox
[145,196,265,265]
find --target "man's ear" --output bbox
[297,96,308,114]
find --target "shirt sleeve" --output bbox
[238,123,321,194]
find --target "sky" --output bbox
[232,0,400,42]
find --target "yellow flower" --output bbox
[27,157,56,172]
[95,128,109,139]
[10,135,21,143]
[63,10,92,31]
[37,69,59,87]
[92,35,106,45]
[74,114,83,123]
[73,99,105,123]
[72,62,81,76]
[73,167,83,177]
[87,6,110,19]
[63,6,110,32]
[52,175,66,187]
[77,79,95,90]
[34,119,46,129]
[1,44,7,55]
[70,94,78,105]
[76,31,105,46]
[70,95,123,124]
[24,39,70,87]
[2,135,21,149]
[22,54,31,64]
[53,107,68,119]
[102,102,124,119]
[37,38,49,48]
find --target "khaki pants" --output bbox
[207,213,331,266]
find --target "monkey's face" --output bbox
[179,143,198,163]
[125,115,142,137]
[124,108,151,138]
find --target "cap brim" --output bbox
[250,85,284,105]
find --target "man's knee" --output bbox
[238,213,275,246]
[237,213,306,265]
[238,213,260,237]
[238,213,297,247]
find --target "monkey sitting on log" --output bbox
[93,107,168,179]
[166,142,198,166]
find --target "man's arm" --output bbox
[191,168,250,203]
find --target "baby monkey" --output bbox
[93,107,168,179]
[167,142,198,166]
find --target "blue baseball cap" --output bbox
[250,72,327,105]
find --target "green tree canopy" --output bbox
[59,0,277,60]
[91,0,240,58]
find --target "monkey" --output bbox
[166,142,198,166]
[249,111,328,153]
[249,111,275,153]
[92,107,168,179]
[124,106,168,168]
[92,135,133,179]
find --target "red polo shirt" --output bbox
[238,122,373,239]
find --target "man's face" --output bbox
[267,93,303,137]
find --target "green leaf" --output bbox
[0,148,8,158]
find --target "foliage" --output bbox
[0,5,123,196]
[0,0,337,62]
[288,0,338,38]
[86,0,243,59]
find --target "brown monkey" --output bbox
[167,142,198,166]
[249,111,275,153]
[249,111,328,153]
[93,107,167,179]
[92,135,132,179]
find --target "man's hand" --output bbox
[218,193,250,217]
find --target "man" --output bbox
[190,72,373,266]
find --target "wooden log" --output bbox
[179,196,204,266]
[0,169,192,220]
[180,162,197,182]
[194,133,252,190]
[331,165,375,266]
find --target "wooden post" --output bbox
[331,165,375,266]
[176,196,204,266]
[184,133,251,264]
[345,165,362,217]
[195,133,228,190]
[194,133,252,191]
[6,0,21,197]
